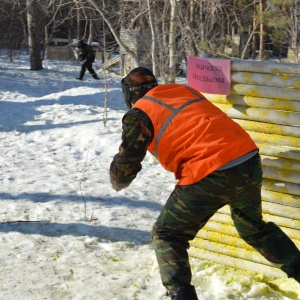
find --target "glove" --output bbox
[110,177,131,192]
[78,54,85,61]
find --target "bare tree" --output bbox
[2,0,299,72]
[88,0,139,66]
[167,0,178,83]
[26,0,43,70]
[146,0,157,76]
[0,1,26,60]
[268,0,300,62]
[258,0,266,60]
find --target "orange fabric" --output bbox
[133,84,258,185]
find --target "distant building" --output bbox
[119,28,153,76]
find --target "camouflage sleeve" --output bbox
[110,109,153,191]
[86,45,95,58]
[79,46,91,60]
[79,48,86,60]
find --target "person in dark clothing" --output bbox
[110,67,300,300]
[76,40,100,80]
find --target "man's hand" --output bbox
[78,54,85,61]
[110,177,131,192]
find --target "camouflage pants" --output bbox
[80,57,96,78]
[151,153,300,289]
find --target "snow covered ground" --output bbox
[0,55,299,300]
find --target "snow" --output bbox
[0,55,299,300]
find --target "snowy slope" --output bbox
[0,56,299,300]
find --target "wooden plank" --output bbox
[231,60,300,75]
[256,143,300,161]
[204,94,300,112]
[232,71,300,89]
[234,120,300,138]
[210,211,300,232]
[192,235,299,258]
[231,84,300,101]
[262,165,300,185]
[195,229,249,249]
[218,202,300,219]
[188,246,285,278]
[212,205,300,225]
[215,203,300,227]
[263,213,300,231]
[263,178,300,197]
[262,200,300,217]
[204,220,300,241]
[192,237,268,264]
[249,131,300,148]
[214,103,300,127]
[261,155,300,172]
[262,190,300,209]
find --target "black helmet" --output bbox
[121,67,158,109]
[78,40,85,48]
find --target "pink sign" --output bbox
[187,56,231,95]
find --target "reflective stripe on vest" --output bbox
[142,86,205,157]
[133,84,258,185]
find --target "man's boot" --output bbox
[92,74,100,80]
[76,77,82,80]
[168,285,198,300]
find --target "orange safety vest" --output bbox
[132,84,258,185]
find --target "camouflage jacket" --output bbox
[79,44,95,60]
[110,108,154,191]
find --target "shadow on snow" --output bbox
[0,221,152,245]
[0,89,127,132]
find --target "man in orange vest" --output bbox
[110,67,300,300]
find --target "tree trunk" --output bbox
[259,0,265,60]
[26,0,42,70]
[147,0,157,76]
[168,0,177,83]
[88,0,139,67]
[88,15,93,44]
[292,0,298,48]
[199,1,204,42]
[74,0,81,40]
[252,0,257,59]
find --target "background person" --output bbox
[76,40,99,80]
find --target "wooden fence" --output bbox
[189,60,300,278]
